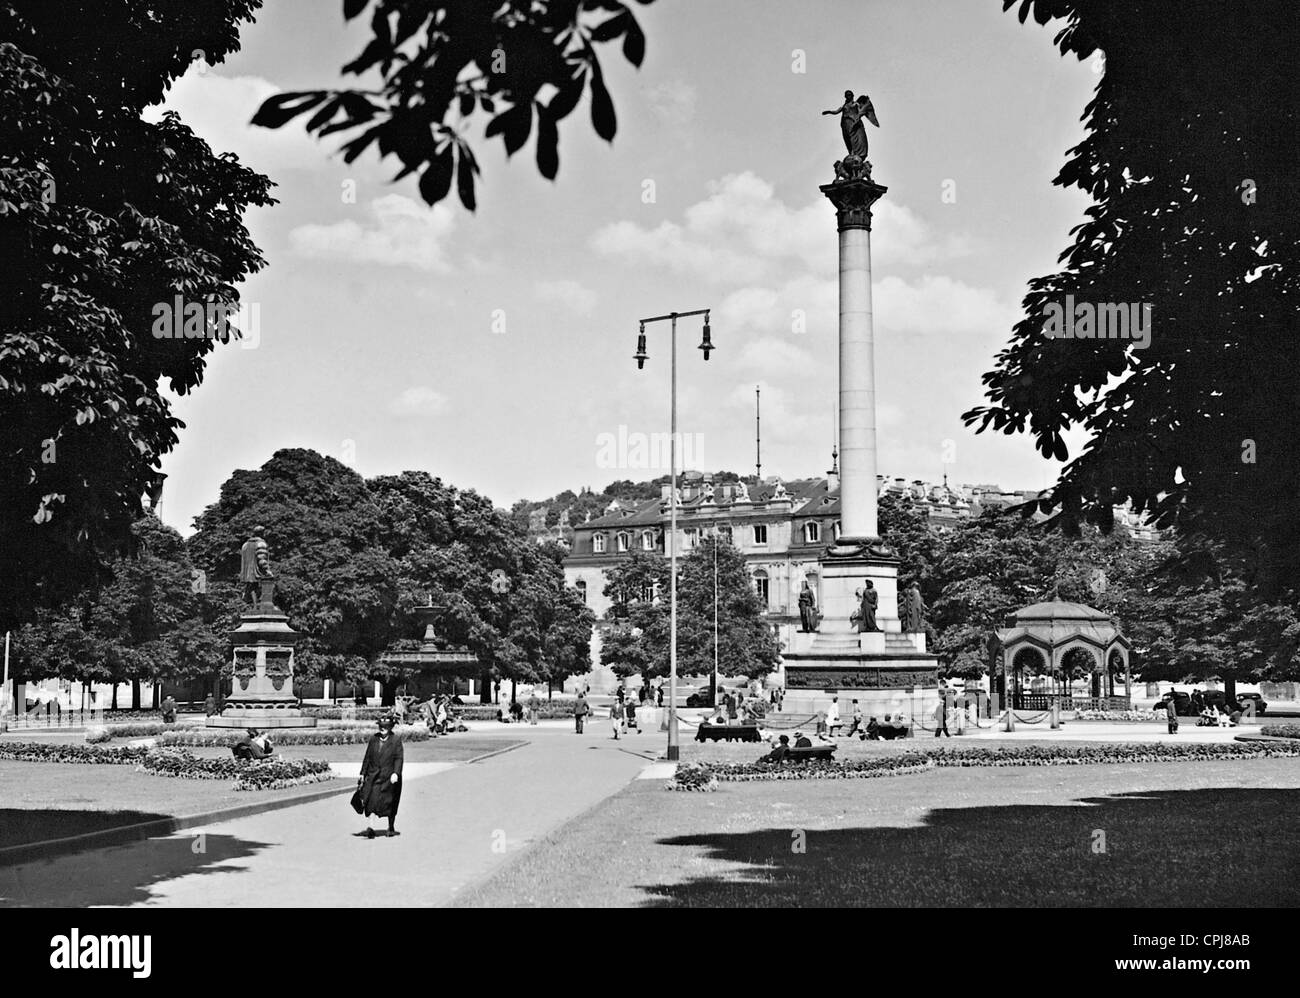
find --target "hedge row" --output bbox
[1260,723,1300,740]
[156,723,430,747]
[668,740,1300,789]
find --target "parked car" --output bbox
[1154,690,1195,716]
[1237,692,1268,715]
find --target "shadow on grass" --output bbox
[0,808,174,851]
[642,789,1300,908]
[0,816,272,908]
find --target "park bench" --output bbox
[783,743,837,762]
[694,722,762,743]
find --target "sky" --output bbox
[152,0,1100,536]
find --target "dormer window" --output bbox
[804,522,821,544]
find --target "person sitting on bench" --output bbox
[793,731,813,749]
[864,716,880,741]
[760,735,791,764]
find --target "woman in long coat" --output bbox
[358,714,404,838]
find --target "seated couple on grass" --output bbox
[232,728,273,759]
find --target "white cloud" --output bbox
[590,172,975,285]
[724,381,818,441]
[388,386,448,418]
[289,195,458,273]
[875,275,1019,337]
[535,279,597,316]
[735,336,820,378]
[149,71,326,175]
[643,80,697,126]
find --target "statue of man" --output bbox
[851,581,879,633]
[798,580,819,633]
[239,526,275,607]
[902,582,927,633]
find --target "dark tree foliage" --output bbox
[253,0,656,210]
[965,0,1299,597]
[600,539,778,680]
[0,1,273,626]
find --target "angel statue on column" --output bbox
[823,90,879,160]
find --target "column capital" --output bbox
[820,172,888,231]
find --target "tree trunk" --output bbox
[131,678,141,709]
[111,683,118,710]
[1224,675,1237,702]
[510,678,517,704]
[479,670,493,705]
[380,679,396,707]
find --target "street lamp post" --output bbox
[634,308,713,762]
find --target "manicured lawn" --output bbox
[455,758,1300,907]
[0,736,521,850]
[0,761,349,849]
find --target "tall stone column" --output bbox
[821,172,888,543]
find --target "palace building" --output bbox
[541,471,1161,691]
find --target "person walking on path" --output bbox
[357,714,404,838]
[204,693,216,717]
[827,696,841,736]
[656,683,664,707]
[160,695,177,724]
[526,691,541,725]
[610,700,625,740]
[1165,694,1179,735]
[574,692,590,734]
[625,697,639,734]
[933,695,951,738]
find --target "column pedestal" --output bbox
[208,604,317,729]
[778,157,940,724]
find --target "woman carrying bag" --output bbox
[352,714,405,838]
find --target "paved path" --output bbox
[0,726,660,908]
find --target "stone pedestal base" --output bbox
[208,608,316,730]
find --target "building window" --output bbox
[717,525,733,544]
[832,521,842,540]
[593,534,606,553]
[753,524,768,545]
[616,532,630,553]
[804,522,821,543]
[641,530,655,551]
[754,569,770,606]
[575,580,587,604]
[684,528,699,549]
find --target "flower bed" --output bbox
[665,762,718,792]
[665,741,1300,789]
[1073,709,1161,722]
[155,723,429,748]
[138,747,335,791]
[1260,723,1300,740]
[0,742,150,765]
